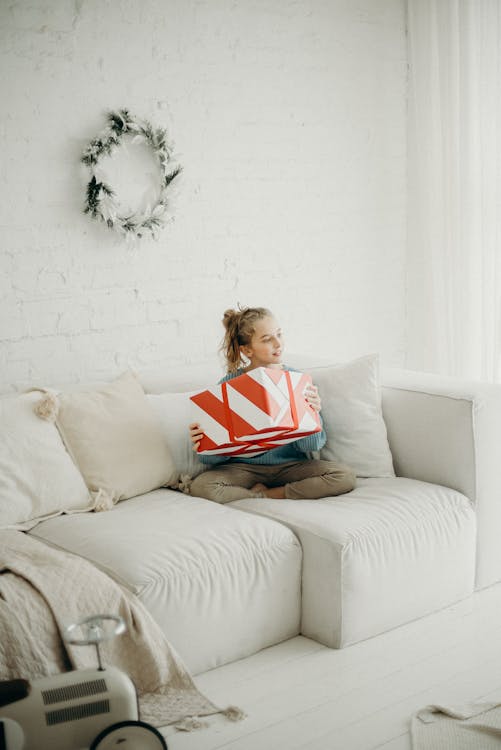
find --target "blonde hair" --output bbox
[221,306,273,373]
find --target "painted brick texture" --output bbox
[0,0,406,392]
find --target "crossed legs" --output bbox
[189,460,356,504]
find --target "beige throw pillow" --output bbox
[56,371,176,503]
[0,392,93,529]
[311,354,395,478]
[147,391,206,481]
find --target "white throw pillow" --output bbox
[147,391,205,482]
[311,354,395,478]
[0,392,93,529]
[56,371,177,503]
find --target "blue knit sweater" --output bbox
[200,366,326,466]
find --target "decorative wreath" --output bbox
[81,109,181,239]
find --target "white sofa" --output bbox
[4,357,501,676]
[29,489,302,675]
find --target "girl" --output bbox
[189,306,356,503]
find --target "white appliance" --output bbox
[0,615,167,750]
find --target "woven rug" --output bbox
[411,701,501,749]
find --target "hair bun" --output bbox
[222,308,240,330]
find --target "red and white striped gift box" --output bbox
[190,367,322,457]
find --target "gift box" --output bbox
[190,367,322,456]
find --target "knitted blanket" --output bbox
[411,702,501,749]
[0,529,244,730]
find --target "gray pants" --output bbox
[189,459,356,504]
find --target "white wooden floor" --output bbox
[162,582,501,750]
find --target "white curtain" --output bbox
[406,0,501,381]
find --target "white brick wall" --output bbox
[0,0,407,392]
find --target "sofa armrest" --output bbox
[381,367,501,590]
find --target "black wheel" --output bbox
[90,720,168,749]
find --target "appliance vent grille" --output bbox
[45,699,110,726]
[42,678,107,705]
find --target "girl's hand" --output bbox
[189,422,204,452]
[305,384,322,412]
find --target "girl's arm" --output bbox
[293,382,326,451]
[189,422,228,465]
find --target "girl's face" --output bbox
[241,316,284,369]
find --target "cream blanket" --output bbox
[0,529,244,729]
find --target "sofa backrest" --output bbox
[380,376,476,500]
[138,362,223,394]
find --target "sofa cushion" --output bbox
[55,372,177,504]
[230,477,476,648]
[29,488,302,674]
[0,392,93,529]
[310,354,395,478]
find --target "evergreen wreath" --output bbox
[81,109,181,239]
